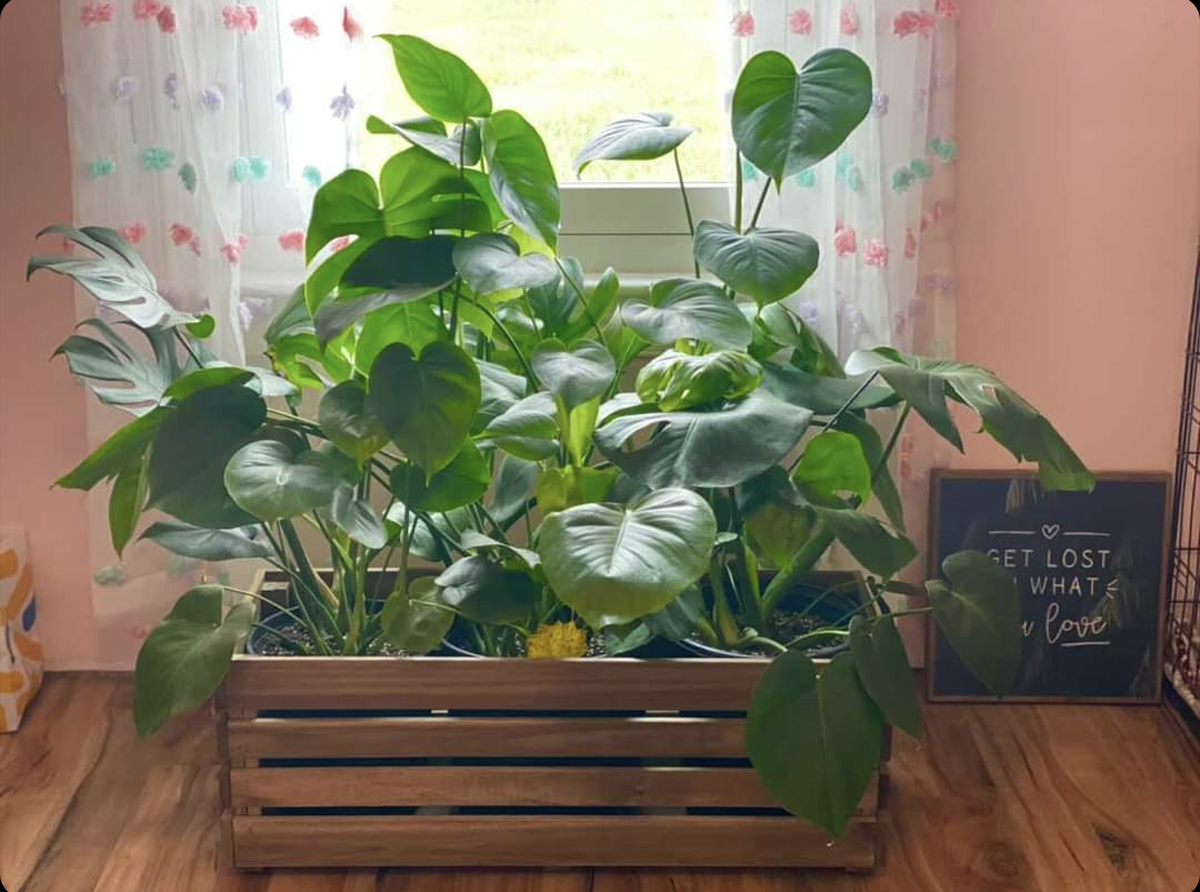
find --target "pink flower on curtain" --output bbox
[169,224,193,246]
[862,239,889,267]
[789,9,814,36]
[222,5,258,34]
[156,6,177,33]
[895,9,937,37]
[133,0,163,21]
[220,234,249,265]
[343,6,364,41]
[936,0,959,19]
[839,3,859,36]
[731,11,755,37]
[834,223,857,257]
[80,2,115,26]
[291,17,320,39]
[278,230,305,253]
[120,223,147,245]
[905,228,918,259]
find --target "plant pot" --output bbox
[217,568,890,871]
[683,570,876,659]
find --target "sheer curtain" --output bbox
[58,1,356,665]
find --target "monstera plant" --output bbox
[30,36,1091,840]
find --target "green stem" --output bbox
[672,149,700,278]
[760,522,837,617]
[733,151,744,233]
[785,628,851,650]
[251,622,307,654]
[748,635,788,654]
[872,404,911,484]
[553,256,606,343]
[747,178,772,232]
[467,298,539,387]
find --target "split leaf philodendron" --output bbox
[29,36,1092,840]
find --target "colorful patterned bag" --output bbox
[1,527,42,732]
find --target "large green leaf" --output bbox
[479,392,559,461]
[354,299,446,374]
[108,453,148,557]
[850,614,922,739]
[435,556,540,624]
[28,225,194,328]
[537,489,717,627]
[54,319,189,416]
[693,222,819,306]
[390,440,490,512]
[56,406,168,491]
[305,170,384,264]
[524,257,581,337]
[531,338,615,410]
[812,505,916,577]
[746,651,882,837]
[636,350,763,412]
[476,359,527,430]
[367,115,482,167]
[927,550,1022,696]
[488,455,539,527]
[453,233,557,296]
[792,430,872,504]
[621,280,752,350]
[380,34,492,121]
[594,393,812,488]
[534,465,619,514]
[732,49,873,185]
[325,484,388,549]
[564,266,621,343]
[381,577,454,654]
[318,381,390,463]
[368,341,481,478]
[483,110,560,248]
[140,521,272,561]
[845,348,1094,491]
[835,413,905,530]
[752,304,844,377]
[573,112,693,175]
[762,363,893,415]
[224,441,337,522]
[146,385,265,529]
[133,585,253,736]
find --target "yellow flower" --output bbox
[526,622,588,659]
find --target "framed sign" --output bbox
[927,470,1170,703]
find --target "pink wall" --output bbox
[954,0,1200,473]
[0,0,99,668]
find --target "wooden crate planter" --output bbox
[216,573,891,871]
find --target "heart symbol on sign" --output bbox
[1041,524,1061,540]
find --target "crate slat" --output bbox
[232,814,879,868]
[228,715,748,760]
[226,656,769,711]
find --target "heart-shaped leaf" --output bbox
[380,34,493,121]
[390,440,490,512]
[927,550,1022,696]
[479,392,559,461]
[834,414,905,530]
[792,430,872,504]
[368,341,481,479]
[850,614,922,738]
[747,651,882,838]
[318,381,390,463]
[693,222,819,306]
[636,349,763,411]
[751,304,844,376]
[133,585,253,736]
[435,555,540,624]
[621,280,752,350]
[354,299,446,374]
[483,110,560,248]
[147,385,266,529]
[224,441,338,522]
[381,577,454,655]
[594,392,812,488]
[367,115,482,167]
[140,521,273,561]
[531,338,616,410]
[488,455,539,527]
[453,233,557,296]
[732,48,873,185]
[325,484,388,549]
[537,488,717,627]
[573,112,694,176]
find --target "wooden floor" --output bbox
[2,676,1198,892]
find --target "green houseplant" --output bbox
[30,36,1091,843]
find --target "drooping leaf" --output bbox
[537,488,717,627]
[318,381,389,463]
[367,114,482,167]
[379,34,493,121]
[531,338,616,410]
[812,504,916,577]
[453,233,557,296]
[483,110,560,248]
[693,222,819,306]
[140,521,272,561]
[594,392,812,488]
[752,304,844,376]
[762,364,893,415]
[390,440,490,512]
[368,341,481,479]
[636,349,763,411]
[621,279,752,350]
[435,555,539,624]
[792,430,872,504]
[746,651,882,837]
[845,348,1094,491]
[56,406,168,491]
[849,614,922,738]
[146,385,266,529]
[459,530,540,571]
[478,392,559,461]
[133,585,253,736]
[488,455,539,527]
[224,441,337,522]
[381,577,454,654]
[835,413,905,530]
[324,484,388,549]
[573,112,694,175]
[927,550,1022,696]
[108,453,149,557]
[732,48,873,185]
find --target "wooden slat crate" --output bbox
[218,651,891,870]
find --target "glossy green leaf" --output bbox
[573,112,693,175]
[368,341,481,479]
[746,501,814,570]
[390,440,490,512]
[140,521,272,561]
[479,392,559,461]
[304,170,383,264]
[927,550,1022,696]
[746,651,882,837]
[621,280,752,350]
[732,48,873,185]
[367,115,482,166]
[761,364,893,415]
[453,233,557,296]
[636,349,763,411]
[644,584,705,642]
[54,319,189,416]
[531,338,615,410]
[835,413,905,530]
[534,465,619,515]
[380,34,492,121]
[792,430,871,504]
[813,505,916,577]
[488,455,539,527]
[56,407,167,491]
[563,266,620,343]
[108,453,148,557]
[133,585,253,736]
[318,381,390,463]
[693,222,819,306]
[354,299,445,374]
[224,441,337,522]
[381,577,453,655]
[849,614,922,738]
[435,555,539,624]
[483,110,560,248]
[325,484,388,549]
[185,314,215,339]
[537,488,717,627]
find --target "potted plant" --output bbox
[30,37,1091,870]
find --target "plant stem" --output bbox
[467,298,539,387]
[554,256,606,342]
[760,522,837,617]
[872,404,911,484]
[734,151,744,233]
[826,370,879,429]
[672,149,700,278]
[748,635,788,654]
[747,178,772,231]
[172,329,204,368]
[784,628,851,650]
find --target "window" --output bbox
[241,0,732,292]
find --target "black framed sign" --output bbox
[927,470,1170,703]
